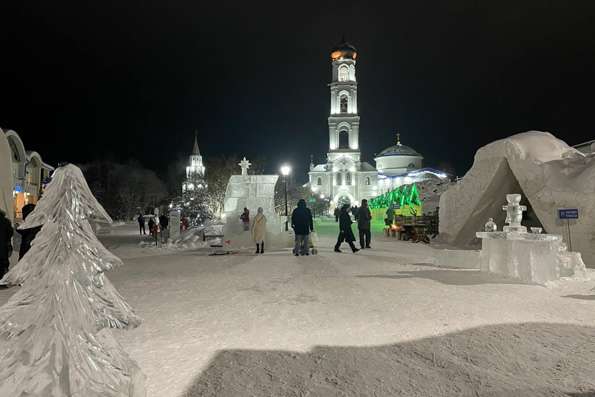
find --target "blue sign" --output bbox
[558,208,579,219]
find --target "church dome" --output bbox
[376,143,422,158]
[331,40,357,61]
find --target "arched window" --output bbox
[338,130,349,149]
[338,66,348,82]
[317,177,322,186]
[340,95,348,113]
[336,173,342,186]
[366,177,370,185]
[346,172,352,185]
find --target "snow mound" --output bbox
[439,131,595,267]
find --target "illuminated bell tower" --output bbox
[182,131,206,193]
[328,40,360,158]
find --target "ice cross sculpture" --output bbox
[239,157,251,176]
[502,193,527,233]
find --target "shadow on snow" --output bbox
[184,322,595,397]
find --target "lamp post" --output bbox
[280,164,291,231]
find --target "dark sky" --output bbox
[2,1,595,181]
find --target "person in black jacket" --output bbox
[17,203,42,260]
[357,199,372,249]
[291,199,314,256]
[334,204,359,253]
[137,213,146,235]
[159,214,169,242]
[0,209,14,279]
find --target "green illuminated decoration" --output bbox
[369,183,422,210]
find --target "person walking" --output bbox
[17,203,42,259]
[0,209,14,280]
[357,199,372,249]
[291,199,314,256]
[334,204,359,253]
[251,207,267,254]
[137,213,146,235]
[240,208,250,231]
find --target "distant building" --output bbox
[308,40,447,208]
[3,128,54,219]
[182,132,207,193]
[308,40,378,208]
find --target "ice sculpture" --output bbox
[222,158,290,249]
[0,164,145,397]
[476,193,586,285]
[502,194,527,232]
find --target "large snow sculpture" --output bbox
[439,131,595,267]
[0,164,145,397]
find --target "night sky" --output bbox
[2,1,595,180]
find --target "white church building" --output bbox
[308,40,444,208]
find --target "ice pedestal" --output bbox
[476,231,586,284]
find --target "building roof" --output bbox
[376,134,423,158]
[192,131,200,155]
[376,143,422,158]
[331,39,357,61]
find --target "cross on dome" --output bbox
[238,157,251,176]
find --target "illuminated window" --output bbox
[346,172,352,185]
[317,177,322,186]
[336,173,343,185]
[338,66,348,81]
[366,177,370,185]
[340,95,348,113]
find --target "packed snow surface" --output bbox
[3,222,595,397]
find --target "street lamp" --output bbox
[280,164,291,231]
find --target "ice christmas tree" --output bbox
[0,164,144,397]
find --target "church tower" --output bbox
[182,132,206,193]
[328,40,359,155]
[308,40,377,208]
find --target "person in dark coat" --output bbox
[240,208,250,231]
[333,207,340,222]
[334,204,359,253]
[357,199,372,249]
[291,199,314,256]
[137,213,146,235]
[17,203,42,260]
[159,214,169,242]
[0,209,14,280]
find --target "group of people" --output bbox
[0,204,42,283]
[241,197,372,256]
[137,213,171,244]
[334,199,372,253]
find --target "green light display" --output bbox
[369,183,422,209]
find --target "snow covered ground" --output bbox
[2,222,595,396]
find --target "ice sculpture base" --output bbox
[476,231,586,285]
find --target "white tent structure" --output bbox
[439,131,595,267]
[0,128,14,222]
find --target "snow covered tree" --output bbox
[0,164,144,397]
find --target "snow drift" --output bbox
[439,131,595,267]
